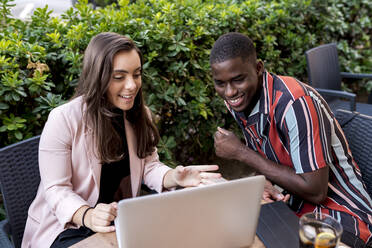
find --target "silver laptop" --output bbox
[115,175,265,248]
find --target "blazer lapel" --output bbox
[83,126,101,189]
[124,117,143,197]
[82,111,143,198]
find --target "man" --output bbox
[210,32,372,247]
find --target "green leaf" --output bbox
[200,109,208,119]
[165,136,176,149]
[176,98,186,106]
[0,102,9,110]
[8,124,16,130]
[12,94,20,101]
[15,131,23,140]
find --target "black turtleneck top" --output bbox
[97,109,130,204]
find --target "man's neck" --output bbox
[243,78,263,116]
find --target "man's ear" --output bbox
[256,59,264,76]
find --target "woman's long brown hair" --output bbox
[74,32,160,163]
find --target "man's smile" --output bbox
[226,95,244,107]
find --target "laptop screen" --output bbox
[115,175,265,248]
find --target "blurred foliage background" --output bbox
[0,0,371,168]
[1,0,371,223]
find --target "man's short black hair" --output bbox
[210,32,256,65]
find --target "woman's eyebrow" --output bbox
[113,67,141,73]
[113,69,128,73]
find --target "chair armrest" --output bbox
[315,88,356,111]
[0,220,13,248]
[340,72,372,80]
[315,88,356,99]
[340,72,372,104]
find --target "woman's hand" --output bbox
[262,180,290,203]
[163,165,222,188]
[84,202,117,233]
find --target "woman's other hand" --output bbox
[80,202,117,233]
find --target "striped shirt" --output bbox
[226,71,372,243]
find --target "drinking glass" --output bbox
[299,212,343,248]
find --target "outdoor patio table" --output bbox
[71,201,269,248]
[70,200,349,248]
[70,231,266,248]
[70,200,270,247]
[70,230,349,248]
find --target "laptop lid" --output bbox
[115,175,265,248]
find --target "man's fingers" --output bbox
[267,186,282,198]
[270,189,284,201]
[264,180,273,187]
[275,194,284,201]
[214,127,229,141]
[262,194,274,203]
[214,131,223,141]
[217,127,229,135]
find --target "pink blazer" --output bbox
[22,96,171,248]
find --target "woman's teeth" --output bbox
[120,95,131,99]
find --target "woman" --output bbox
[22,32,221,248]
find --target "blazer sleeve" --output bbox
[142,147,172,193]
[141,107,172,193]
[38,106,88,227]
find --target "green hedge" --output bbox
[1,0,371,165]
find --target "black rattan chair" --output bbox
[334,110,372,197]
[306,43,372,115]
[0,136,40,248]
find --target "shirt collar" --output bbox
[249,100,260,117]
